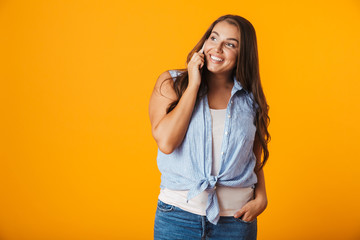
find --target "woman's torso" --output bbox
[159,107,255,216]
[156,69,259,224]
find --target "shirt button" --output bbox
[228,114,231,118]
[231,100,233,104]
[221,152,224,155]
[225,131,228,135]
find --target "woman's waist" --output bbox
[158,186,254,216]
[160,186,254,202]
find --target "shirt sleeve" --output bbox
[168,69,184,81]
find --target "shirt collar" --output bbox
[232,74,248,94]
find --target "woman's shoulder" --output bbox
[157,70,172,82]
[156,69,182,83]
[152,71,177,101]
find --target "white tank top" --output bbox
[158,108,255,216]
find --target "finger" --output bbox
[193,52,203,61]
[234,209,244,218]
[190,52,198,61]
[241,213,254,222]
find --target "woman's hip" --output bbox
[154,199,257,240]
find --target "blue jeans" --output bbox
[154,199,257,240]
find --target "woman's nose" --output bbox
[214,42,223,52]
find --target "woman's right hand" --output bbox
[187,42,205,88]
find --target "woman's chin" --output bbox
[206,64,221,72]
[206,66,228,75]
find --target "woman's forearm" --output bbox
[253,134,268,205]
[254,168,267,202]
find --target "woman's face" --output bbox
[204,21,240,75]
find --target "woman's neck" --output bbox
[205,71,234,90]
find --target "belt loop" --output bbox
[201,216,206,239]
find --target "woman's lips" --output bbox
[209,54,224,64]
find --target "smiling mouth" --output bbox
[210,54,224,62]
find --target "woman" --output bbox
[149,14,270,240]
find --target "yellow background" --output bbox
[1,0,359,239]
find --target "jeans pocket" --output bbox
[157,200,175,212]
[235,217,257,224]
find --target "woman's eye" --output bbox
[210,36,235,48]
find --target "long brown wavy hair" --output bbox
[160,14,270,171]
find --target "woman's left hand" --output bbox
[233,197,268,222]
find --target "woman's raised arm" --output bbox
[149,45,204,154]
[148,71,200,154]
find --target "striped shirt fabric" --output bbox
[156,69,259,225]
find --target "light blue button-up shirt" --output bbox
[156,69,259,225]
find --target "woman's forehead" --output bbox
[212,21,240,40]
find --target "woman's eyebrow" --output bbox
[211,31,239,43]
